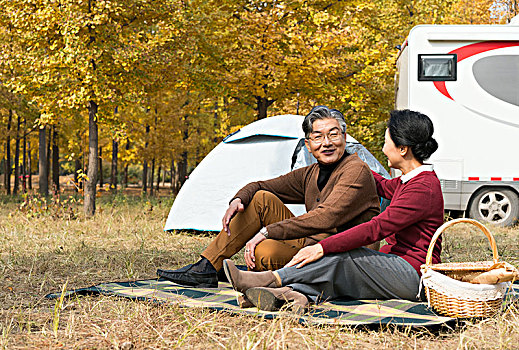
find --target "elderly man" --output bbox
[157,106,380,288]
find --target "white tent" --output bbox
[164,114,389,232]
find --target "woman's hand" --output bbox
[244,232,266,269]
[285,244,324,268]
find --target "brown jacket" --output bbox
[233,153,380,241]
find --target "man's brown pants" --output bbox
[201,191,316,271]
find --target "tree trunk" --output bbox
[74,158,81,192]
[149,158,155,196]
[4,110,12,194]
[38,126,48,195]
[213,101,219,144]
[81,134,85,188]
[0,158,3,192]
[142,161,148,194]
[46,127,51,186]
[22,117,27,192]
[257,96,268,120]
[255,95,275,120]
[84,100,99,217]
[156,165,161,193]
[296,92,300,115]
[174,161,180,194]
[142,124,150,194]
[177,115,189,191]
[13,112,20,195]
[111,139,118,193]
[123,138,129,188]
[178,151,188,191]
[52,126,59,194]
[170,159,176,194]
[98,146,103,189]
[27,140,32,190]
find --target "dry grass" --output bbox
[0,193,518,349]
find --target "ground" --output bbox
[0,192,518,349]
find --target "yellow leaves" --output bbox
[0,0,178,128]
[3,0,513,171]
[38,112,53,126]
[443,0,507,24]
[312,10,330,26]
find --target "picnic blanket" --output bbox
[46,279,518,326]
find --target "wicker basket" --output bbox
[421,218,509,318]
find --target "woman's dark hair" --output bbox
[388,109,438,163]
[302,105,346,138]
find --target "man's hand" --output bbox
[222,198,245,235]
[244,232,267,270]
[285,244,324,269]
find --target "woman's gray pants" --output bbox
[276,248,421,303]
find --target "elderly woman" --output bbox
[223,109,444,311]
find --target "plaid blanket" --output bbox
[45,278,487,326]
[47,279,519,326]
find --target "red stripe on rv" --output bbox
[433,81,454,100]
[514,178,519,181]
[468,177,479,181]
[491,177,502,181]
[453,41,519,62]
[434,41,519,100]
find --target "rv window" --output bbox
[418,54,457,81]
[473,55,519,107]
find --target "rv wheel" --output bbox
[468,188,519,227]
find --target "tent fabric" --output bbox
[164,114,389,232]
[223,114,304,142]
[345,143,389,179]
[165,135,307,232]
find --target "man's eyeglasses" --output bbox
[307,130,343,144]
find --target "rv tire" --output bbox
[468,188,519,227]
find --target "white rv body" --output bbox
[395,22,519,226]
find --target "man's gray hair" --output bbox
[302,106,347,138]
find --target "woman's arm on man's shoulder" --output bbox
[371,170,399,200]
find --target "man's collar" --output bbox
[401,164,434,183]
[317,150,349,170]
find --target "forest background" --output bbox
[0,0,518,216]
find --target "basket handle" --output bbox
[424,218,499,268]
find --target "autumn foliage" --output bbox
[0,0,517,214]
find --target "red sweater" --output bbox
[319,170,444,275]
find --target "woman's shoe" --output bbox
[245,286,309,312]
[237,294,254,308]
[223,259,278,293]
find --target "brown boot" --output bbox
[237,294,254,308]
[245,286,309,312]
[223,259,279,293]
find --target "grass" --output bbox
[0,192,518,349]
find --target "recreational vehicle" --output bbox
[394,19,519,226]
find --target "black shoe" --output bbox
[157,268,218,288]
[157,258,218,288]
